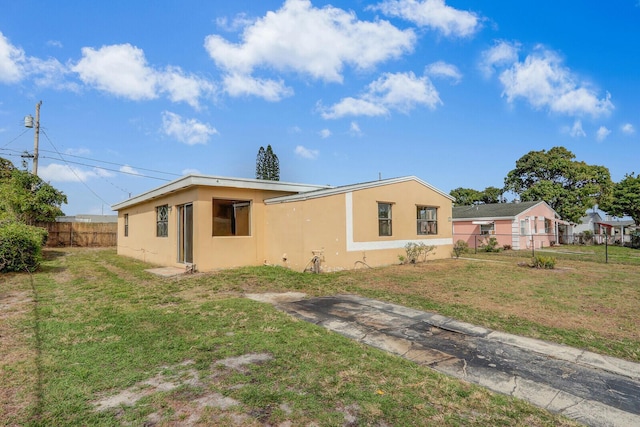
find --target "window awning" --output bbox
[472,221,494,225]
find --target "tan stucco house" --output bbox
[112,174,454,272]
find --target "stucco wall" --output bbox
[265,180,453,271]
[117,187,199,268]
[117,186,294,271]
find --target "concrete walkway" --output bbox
[251,293,640,427]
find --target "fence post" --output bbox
[474,235,477,254]
[531,234,534,257]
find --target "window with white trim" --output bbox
[417,206,437,235]
[124,213,129,237]
[378,202,392,236]
[480,223,494,235]
[520,219,527,236]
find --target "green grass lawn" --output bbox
[6,246,639,426]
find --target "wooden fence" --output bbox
[37,222,117,247]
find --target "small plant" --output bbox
[452,240,469,258]
[480,236,501,253]
[401,242,435,264]
[531,255,556,269]
[502,244,512,251]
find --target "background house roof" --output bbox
[264,176,455,204]
[452,201,551,220]
[111,174,331,211]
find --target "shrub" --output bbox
[0,221,47,273]
[402,242,435,264]
[502,244,512,251]
[480,236,501,252]
[531,255,556,269]
[452,240,469,258]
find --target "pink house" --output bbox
[452,201,570,251]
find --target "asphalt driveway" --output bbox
[248,293,640,427]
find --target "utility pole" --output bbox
[33,101,42,177]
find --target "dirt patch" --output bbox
[245,292,307,304]
[93,354,281,426]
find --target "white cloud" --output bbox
[486,44,614,118]
[72,44,215,108]
[569,120,586,138]
[215,13,254,32]
[425,61,462,84]
[222,73,292,101]
[158,66,216,108]
[479,40,519,77]
[350,121,363,136]
[46,40,63,48]
[319,128,332,138]
[370,0,481,37]
[295,145,319,159]
[0,32,26,83]
[161,111,218,145]
[621,123,635,135]
[320,71,441,119]
[204,0,415,100]
[182,168,201,175]
[72,44,158,100]
[38,163,110,182]
[119,165,141,176]
[64,147,91,156]
[596,126,611,142]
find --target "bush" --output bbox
[531,255,556,269]
[0,221,47,273]
[452,240,469,258]
[480,236,501,252]
[401,242,435,264]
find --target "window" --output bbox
[213,199,251,236]
[156,205,168,237]
[417,206,437,235]
[534,217,538,234]
[545,218,552,234]
[124,214,129,237]
[378,203,392,236]
[480,223,494,235]
[520,219,527,236]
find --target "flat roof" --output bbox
[111,174,331,211]
[264,176,455,204]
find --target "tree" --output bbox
[481,186,504,204]
[600,173,640,225]
[255,145,280,181]
[450,187,483,206]
[255,146,266,180]
[0,158,67,224]
[450,186,504,206]
[504,147,612,223]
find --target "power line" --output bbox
[37,148,182,177]
[40,129,111,206]
[1,128,31,149]
[38,155,171,181]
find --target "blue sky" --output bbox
[1,0,639,215]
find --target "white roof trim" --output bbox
[111,174,330,211]
[265,176,454,204]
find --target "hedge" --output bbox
[0,221,48,273]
